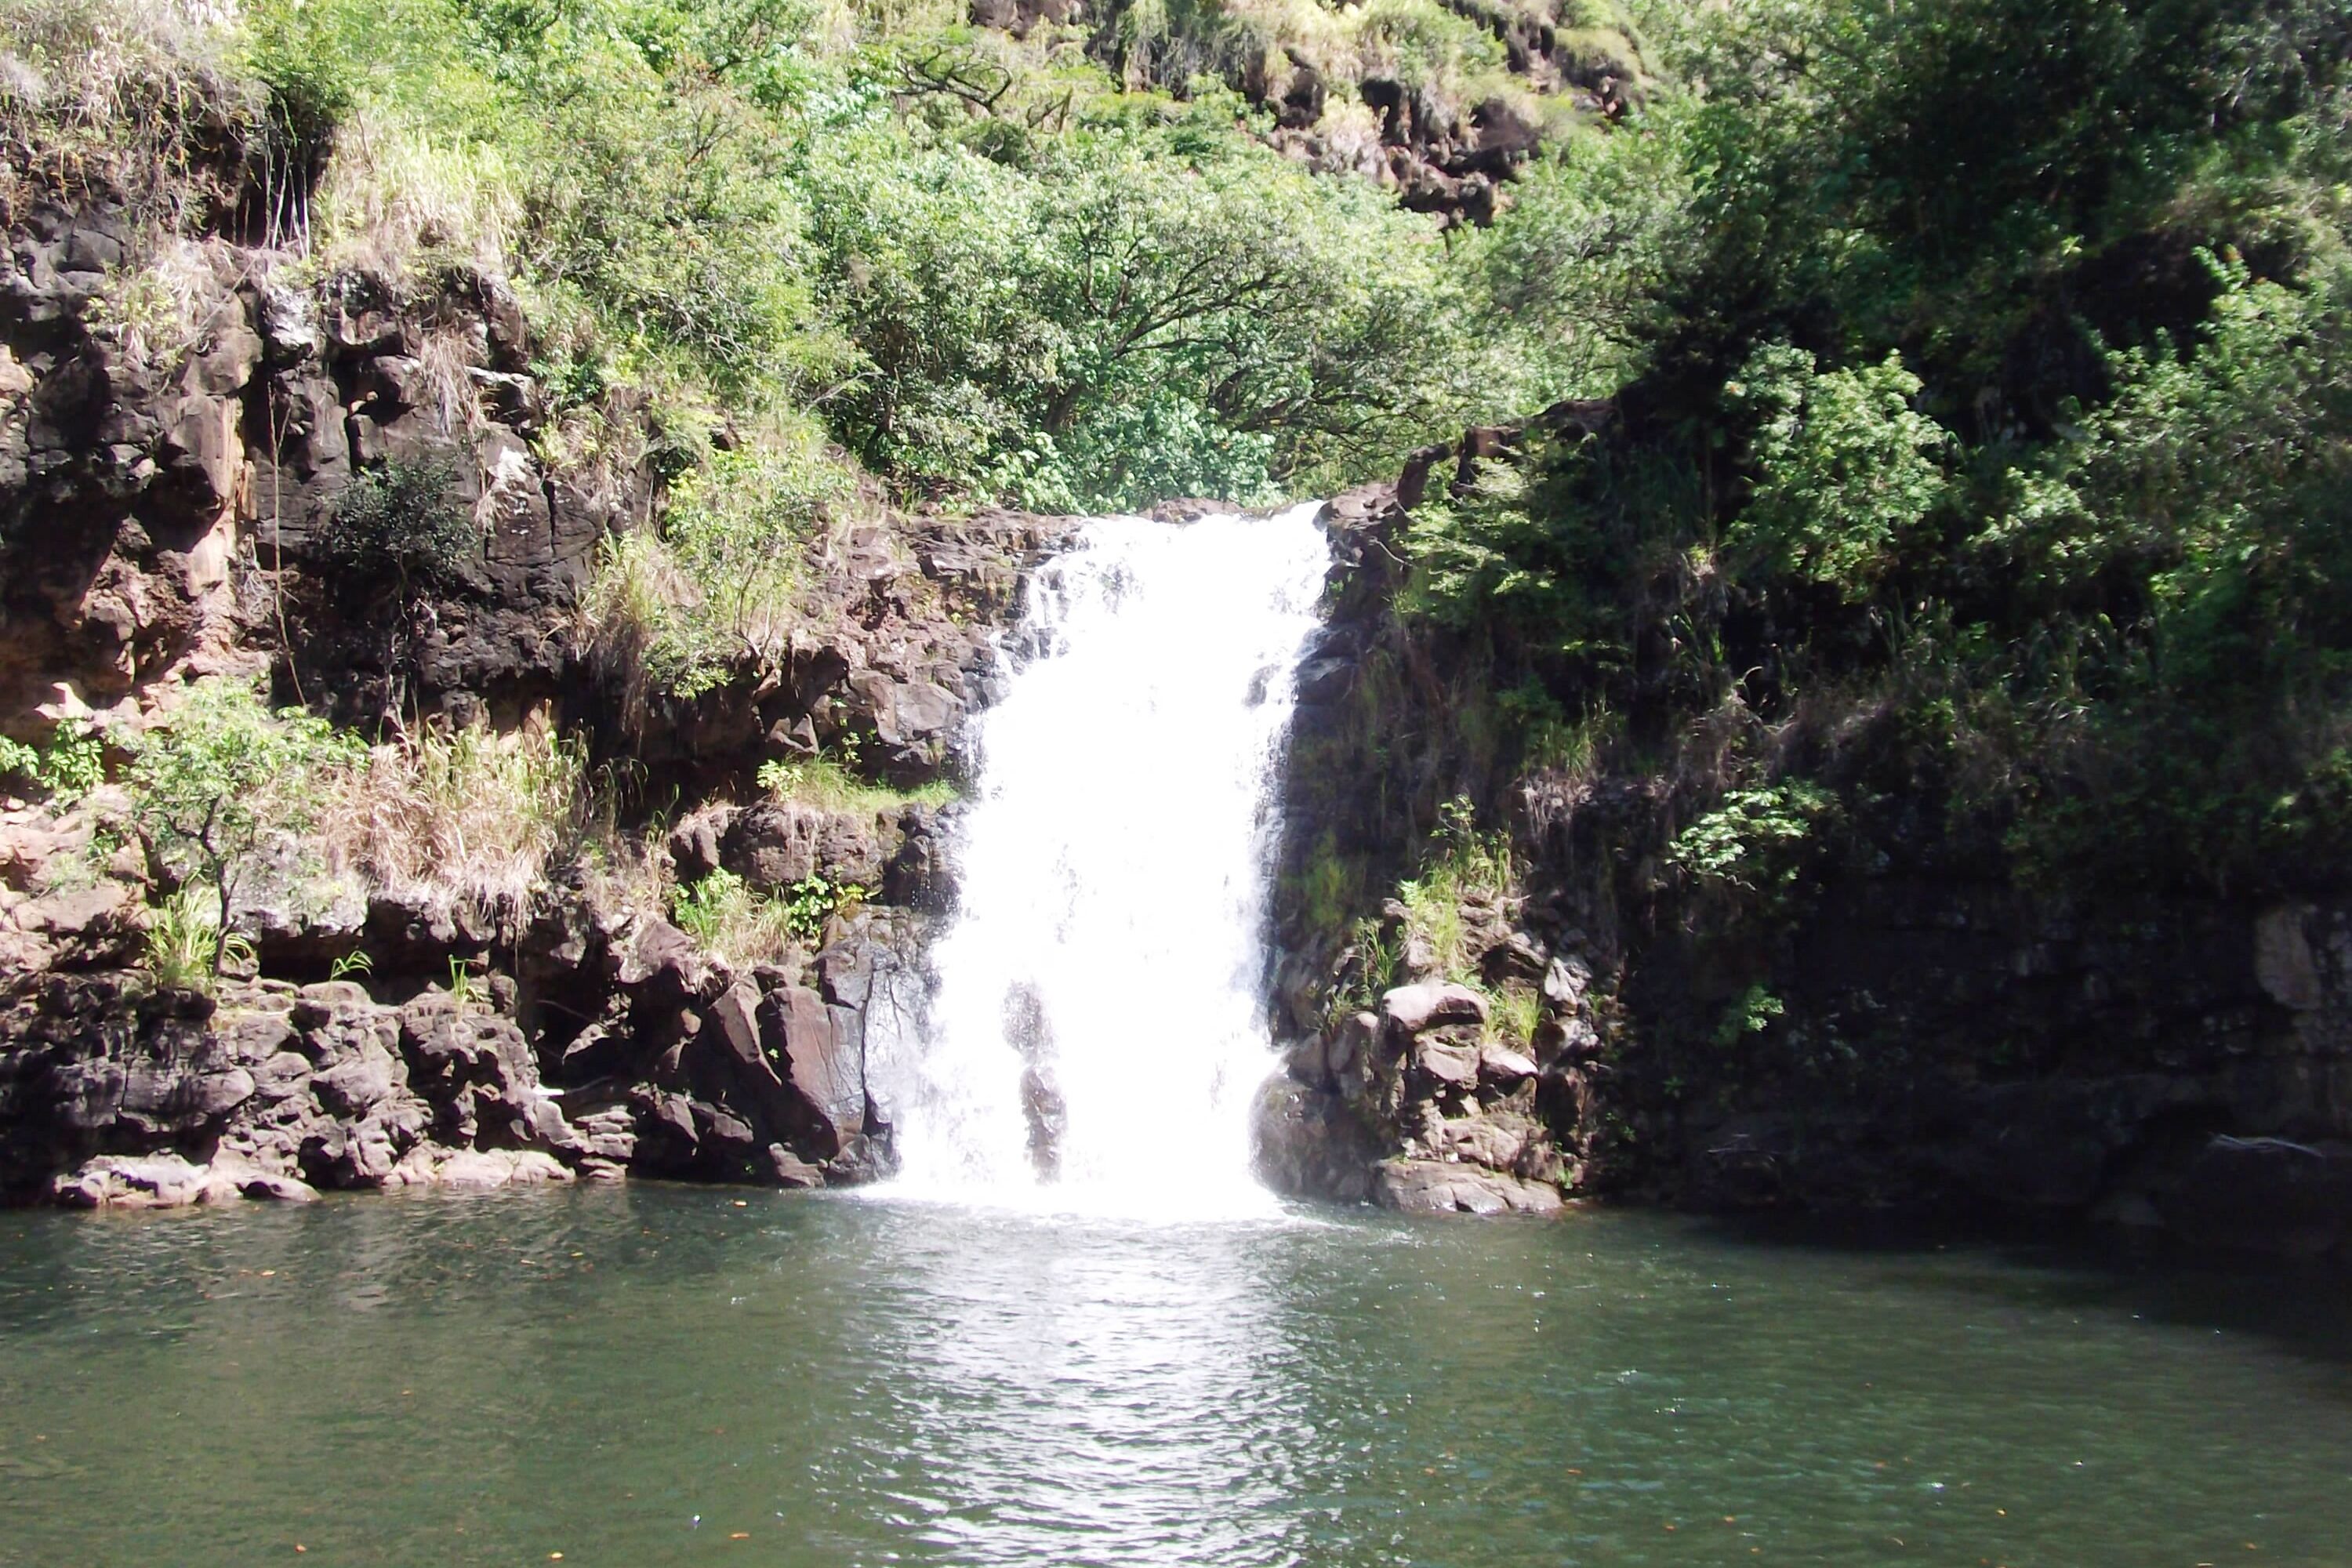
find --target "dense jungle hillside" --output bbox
[2,0,2351,1245]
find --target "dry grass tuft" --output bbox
[319,722,585,919]
[0,0,258,228]
[85,232,240,368]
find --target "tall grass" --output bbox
[758,756,956,812]
[319,724,585,917]
[310,106,517,284]
[1395,795,1513,981]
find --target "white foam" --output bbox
[873,504,1329,1222]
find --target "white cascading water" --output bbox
[880,503,1330,1219]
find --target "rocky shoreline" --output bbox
[0,192,1084,1209]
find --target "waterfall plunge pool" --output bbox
[3,1185,2350,1566]
[9,510,2348,1566]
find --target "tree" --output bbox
[125,679,363,969]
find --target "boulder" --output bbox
[1326,1011,1377,1089]
[765,1143,825,1188]
[2162,1135,2352,1258]
[1381,982,1488,1036]
[18,880,139,965]
[1478,1044,1540,1083]
[1413,1037,1479,1088]
[1374,1158,1564,1217]
[52,1153,216,1209]
[1439,1116,1528,1171]
[759,984,867,1154]
[722,800,891,894]
[1541,955,1591,1011]
[390,1146,573,1190]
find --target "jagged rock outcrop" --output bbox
[0,856,939,1203]
[1,202,622,731]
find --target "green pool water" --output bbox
[1,1185,2347,1566]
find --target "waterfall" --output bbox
[879,503,1330,1218]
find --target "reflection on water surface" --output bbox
[2,1186,2348,1566]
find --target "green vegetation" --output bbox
[15,0,2347,1010]
[318,457,478,602]
[125,679,364,965]
[1664,782,1832,904]
[0,0,1650,706]
[0,722,103,804]
[670,866,865,964]
[2,0,1637,699]
[445,955,485,1009]
[757,756,956,812]
[142,887,253,993]
[1396,0,2352,901]
[1395,797,1511,981]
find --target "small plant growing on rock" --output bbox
[1711,982,1785,1048]
[671,868,797,968]
[1331,913,1400,1021]
[784,874,864,942]
[1396,797,1514,982]
[1485,985,1543,1048]
[142,887,252,993]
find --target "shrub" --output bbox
[1665,782,1835,902]
[125,680,364,969]
[0,720,103,804]
[317,457,477,601]
[1725,345,1951,601]
[579,419,855,697]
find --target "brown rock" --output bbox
[1381,982,1488,1035]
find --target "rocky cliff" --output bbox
[0,193,1074,1208]
[1257,466,2352,1258]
